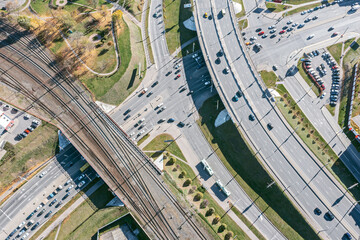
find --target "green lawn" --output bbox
[260,70,278,88]
[285,0,319,4]
[137,133,150,146]
[119,0,144,21]
[163,0,197,56]
[265,2,292,12]
[285,2,322,16]
[145,0,154,63]
[0,122,58,193]
[143,134,186,160]
[326,104,336,116]
[344,38,356,51]
[197,95,319,240]
[297,58,321,96]
[30,0,51,15]
[327,42,342,64]
[276,85,360,200]
[238,19,248,31]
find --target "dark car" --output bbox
[255,28,262,32]
[123,109,131,116]
[146,92,153,97]
[344,233,352,239]
[282,26,288,30]
[324,211,334,221]
[177,122,185,128]
[232,95,239,102]
[151,81,159,87]
[124,115,131,121]
[168,118,175,123]
[62,193,70,200]
[175,69,181,74]
[37,209,46,217]
[187,90,194,96]
[31,222,40,231]
[44,210,52,218]
[26,211,35,220]
[166,71,172,76]
[55,201,62,208]
[236,91,242,98]
[267,123,274,130]
[328,27,334,31]
[49,199,57,207]
[270,34,277,39]
[249,114,255,121]
[314,207,322,215]
[179,87,187,93]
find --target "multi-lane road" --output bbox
[195,0,360,239]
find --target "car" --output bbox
[174,64,181,69]
[312,16,318,20]
[328,27,334,31]
[37,209,46,217]
[332,32,338,37]
[279,30,286,34]
[77,174,85,181]
[218,49,224,57]
[177,122,185,128]
[179,87,187,93]
[307,9,313,13]
[267,123,273,130]
[320,93,326,99]
[301,11,306,15]
[165,71,172,76]
[270,34,277,38]
[17,221,26,230]
[236,91,242,97]
[39,171,47,178]
[146,92,153,97]
[287,20,293,24]
[24,114,30,119]
[298,23,305,28]
[44,210,52,218]
[324,211,334,221]
[31,222,40,231]
[344,233,352,240]
[321,84,325,90]
[270,29,276,34]
[55,201,63,208]
[287,27,293,32]
[224,67,230,74]
[304,18,311,22]
[292,23,298,27]
[204,81,211,86]
[175,74,181,80]
[49,199,57,207]
[158,118,166,123]
[187,90,194,95]
[123,115,131,121]
[261,34,268,38]
[307,34,314,40]
[78,180,86,188]
[258,31,265,36]
[62,193,70,200]
[26,211,35,220]
[332,66,338,69]
[151,81,159,87]
[282,26,288,30]
[249,114,255,121]
[66,184,74,192]
[204,12,208,18]
[24,129,30,134]
[268,25,275,29]
[123,109,131,116]
[255,28,262,32]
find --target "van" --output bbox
[221,9,226,16]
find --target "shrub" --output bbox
[218,224,227,233]
[197,185,206,193]
[183,178,192,187]
[193,192,203,201]
[212,215,220,224]
[168,157,176,165]
[179,171,186,178]
[224,231,233,240]
[188,188,194,194]
[200,199,209,209]
[206,208,214,217]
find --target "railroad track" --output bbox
[0,21,207,240]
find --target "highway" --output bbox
[110,0,286,238]
[194,0,360,239]
[0,21,209,240]
[0,145,90,239]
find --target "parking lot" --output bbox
[302,48,341,105]
[0,101,42,146]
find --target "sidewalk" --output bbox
[35,180,104,240]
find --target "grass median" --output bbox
[265,2,292,12]
[327,42,342,64]
[143,134,186,160]
[197,95,319,240]
[285,2,322,16]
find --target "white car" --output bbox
[17,221,25,229]
[301,11,306,15]
[78,180,86,188]
[39,171,47,178]
[287,20,293,24]
[320,93,326,99]
[204,81,211,86]
[307,34,315,40]
[66,185,74,192]
[268,25,275,29]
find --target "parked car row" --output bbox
[17,119,40,140]
[303,56,325,92]
[322,52,341,106]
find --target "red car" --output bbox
[258,31,265,36]
[280,30,286,34]
[332,32,338,37]
[306,66,311,69]
[321,84,325,90]
[175,74,180,79]
[332,66,338,69]
[24,129,30,134]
